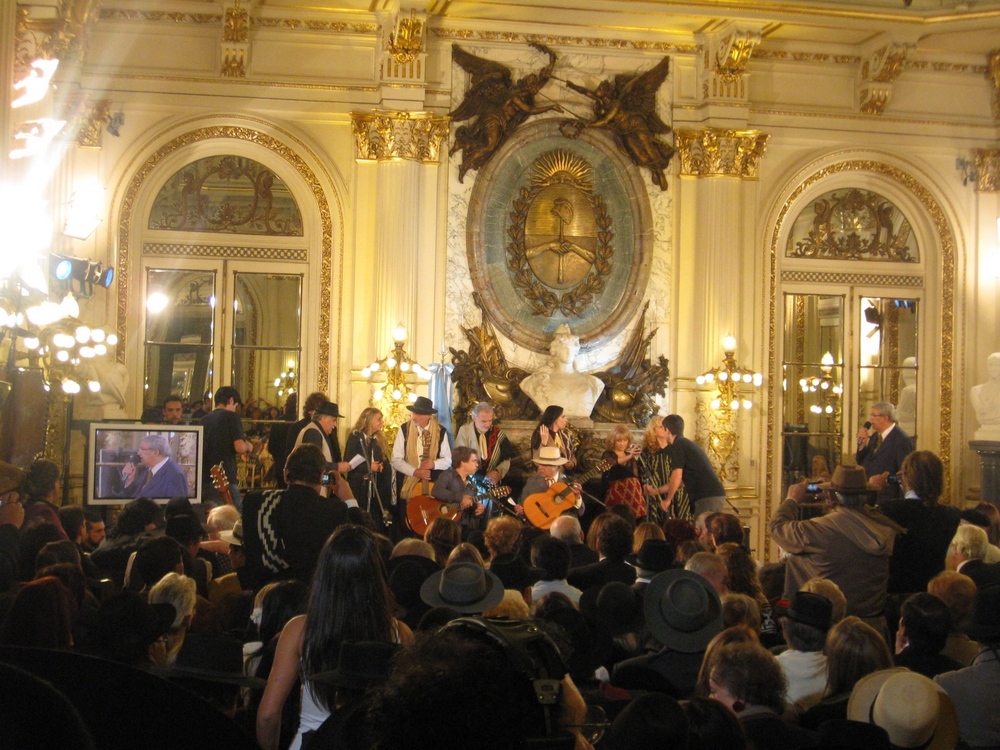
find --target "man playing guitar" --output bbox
[431,446,486,534]
[390,396,451,535]
[519,445,584,521]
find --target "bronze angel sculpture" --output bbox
[449,43,561,183]
[562,57,674,190]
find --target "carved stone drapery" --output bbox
[351,110,450,163]
[675,128,769,179]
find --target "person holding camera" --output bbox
[770,465,903,638]
[602,424,646,519]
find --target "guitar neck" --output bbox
[573,460,611,485]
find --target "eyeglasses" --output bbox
[563,705,609,744]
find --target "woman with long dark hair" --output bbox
[529,405,576,470]
[344,408,394,533]
[256,525,413,750]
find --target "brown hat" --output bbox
[0,461,24,496]
[820,465,875,493]
[313,401,344,418]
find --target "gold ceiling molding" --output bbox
[351,110,450,163]
[904,60,988,75]
[99,72,379,93]
[431,27,698,53]
[974,149,1000,193]
[98,8,377,33]
[749,107,995,130]
[754,48,860,65]
[766,159,956,556]
[675,127,769,179]
[116,125,335,392]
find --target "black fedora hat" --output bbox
[420,563,505,613]
[778,591,833,631]
[314,401,344,418]
[627,539,675,576]
[644,569,722,653]
[407,396,438,415]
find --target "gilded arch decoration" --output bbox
[115,125,336,392]
[765,160,956,551]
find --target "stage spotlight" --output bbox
[48,254,113,296]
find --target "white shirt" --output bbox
[777,649,828,710]
[390,423,452,476]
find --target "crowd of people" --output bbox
[0,392,998,750]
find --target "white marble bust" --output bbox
[520,324,605,419]
[972,352,1000,441]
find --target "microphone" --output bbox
[858,421,872,447]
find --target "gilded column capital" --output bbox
[351,110,450,164]
[975,149,1000,193]
[675,127,769,179]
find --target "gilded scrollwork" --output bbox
[63,96,111,148]
[506,150,614,318]
[675,127,769,179]
[387,9,424,64]
[695,399,740,482]
[14,0,100,80]
[223,1,250,43]
[858,86,891,116]
[351,110,450,163]
[862,44,908,83]
[590,302,670,427]
[786,188,916,262]
[975,149,1000,193]
[449,297,539,425]
[989,50,1000,120]
[714,30,761,83]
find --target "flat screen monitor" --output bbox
[87,422,204,505]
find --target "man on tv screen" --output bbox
[122,434,190,499]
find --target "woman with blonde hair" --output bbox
[632,521,666,555]
[640,415,688,525]
[602,423,646,520]
[345,407,393,533]
[799,615,893,729]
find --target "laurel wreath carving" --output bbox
[506,184,615,317]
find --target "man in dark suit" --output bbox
[567,514,636,591]
[549,515,598,569]
[856,401,913,501]
[123,434,190,499]
[950,524,1000,590]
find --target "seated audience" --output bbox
[0,576,75,649]
[549,515,598,569]
[147,572,197,665]
[709,641,817,749]
[631,520,665,554]
[960,509,1000,562]
[935,584,1000,750]
[893,592,963,678]
[19,459,66,538]
[91,498,162,579]
[717,542,779,644]
[567,515,636,591]
[531,536,582,605]
[686,552,730,596]
[424,517,461,568]
[612,569,722,698]
[947,525,1000,590]
[848,669,958,750]
[722,593,762,633]
[927,571,979,666]
[800,616,893,730]
[682,696,749,750]
[695,624,760,698]
[706,512,745,550]
[446,542,485,568]
[800,577,847,625]
[776,591,832,711]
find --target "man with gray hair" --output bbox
[948,525,1000,590]
[454,402,516,487]
[549,515,598,569]
[122,433,190,499]
[856,401,913,501]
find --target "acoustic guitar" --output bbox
[406,483,512,536]
[404,430,435,534]
[522,459,611,529]
[210,463,235,507]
